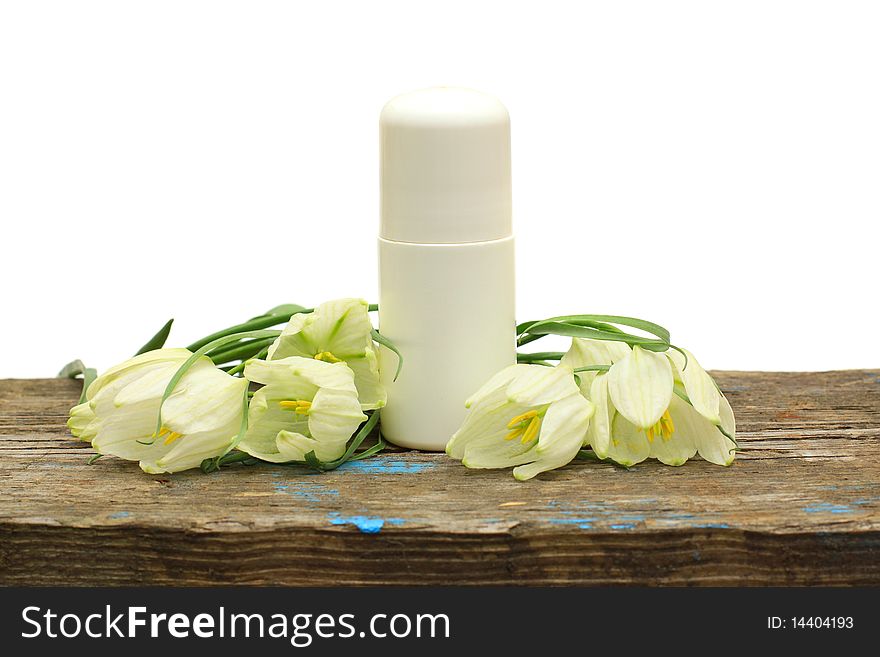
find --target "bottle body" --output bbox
[378,235,516,450]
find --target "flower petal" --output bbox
[85,348,193,400]
[308,387,367,444]
[668,394,736,466]
[91,400,172,462]
[267,313,312,359]
[648,396,697,466]
[244,357,357,396]
[315,298,375,359]
[667,348,721,425]
[560,338,631,393]
[505,364,579,406]
[275,430,348,463]
[461,432,537,469]
[238,388,310,462]
[161,367,247,435]
[143,426,237,474]
[446,386,519,460]
[719,392,736,438]
[586,373,613,457]
[607,346,673,429]
[607,413,651,466]
[269,299,373,361]
[512,393,593,480]
[463,364,522,408]
[68,402,96,441]
[343,348,387,410]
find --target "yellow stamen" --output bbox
[279,400,312,415]
[163,431,183,445]
[507,409,538,429]
[151,426,181,444]
[314,351,342,363]
[505,427,525,441]
[659,410,675,441]
[520,415,541,444]
[642,410,675,443]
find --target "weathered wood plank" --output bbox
[0,371,878,586]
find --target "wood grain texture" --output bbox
[1,371,878,586]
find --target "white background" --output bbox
[1,0,878,377]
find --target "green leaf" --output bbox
[58,359,98,403]
[517,314,671,352]
[134,318,174,356]
[200,450,255,473]
[576,449,602,461]
[345,435,386,462]
[58,359,87,379]
[321,411,381,470]
[539,314,670,343]
[371,329,403,382]
[521,320,670,351]
[577,449,631,469]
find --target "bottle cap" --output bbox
[380,87,512,244]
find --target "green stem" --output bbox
[187,312,311,352]
[227,345,271,376]
[573,365,611,373]
[517,351,565,362]
[516,333,545,348]
[207,336,278,364]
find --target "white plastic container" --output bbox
[378,87,516,451]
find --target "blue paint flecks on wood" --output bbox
[336,456,435,474]
[273,481,339,503]
[544,500,730,531]
[109,512,130,519]
[803,503,855,514]
[548,517,595,530]
[327,513,405,534]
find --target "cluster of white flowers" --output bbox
[447,340,736,480]
[69,299,384,474]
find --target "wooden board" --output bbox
[1,371,878,586]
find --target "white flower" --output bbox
[562,338,736,467]
[67,349,248,474]
[446,364,594,480]
[268,298,385,410]
[238,356,367,463]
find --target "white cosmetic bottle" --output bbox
[378,87,516,451]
